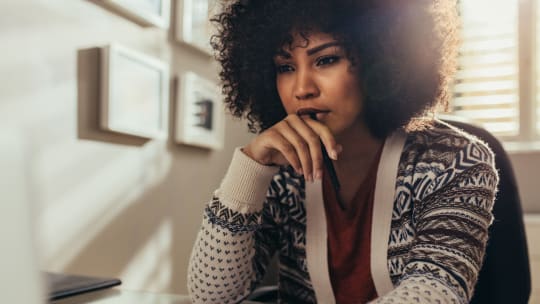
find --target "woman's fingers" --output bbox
[264,129,303,174]
[301,116,342,160]
[282,115,325,181]
[242,128,299,172]
[242,114,340,182]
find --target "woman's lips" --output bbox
[296,108,330,121]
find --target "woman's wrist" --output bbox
[240,144,270,166]
[217,148,279,213]
[240,145,258,163]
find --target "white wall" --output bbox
[509,152,540,213]
[0,0,253,295]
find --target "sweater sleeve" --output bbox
[187,148,281,304]
[371,140,499,304]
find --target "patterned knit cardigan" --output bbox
[188,122,499,304]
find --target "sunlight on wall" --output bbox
[0,0,246,296]
[25,92,173,269]
[120,219,173,292]
[36,137,172,269]
[0,39,174,273]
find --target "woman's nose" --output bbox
[294,69,320,100]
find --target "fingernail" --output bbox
[331,145,342,160]
[314,170,322,180]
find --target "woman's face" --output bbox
[274,31,364,137]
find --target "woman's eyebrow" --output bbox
[306,42,340,56]
[274,41,341,59]
[274,49,291,59]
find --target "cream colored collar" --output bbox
[305,129,407,302]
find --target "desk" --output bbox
[50,289,262,304]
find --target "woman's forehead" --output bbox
[280,31,338,51]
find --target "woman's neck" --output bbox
[332,123,384,206]
[334,123,384,169]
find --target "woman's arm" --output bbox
[189,113,340,303]
[372,140,499,304]
[187,148,281,304]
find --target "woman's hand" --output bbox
[242,114,342,182]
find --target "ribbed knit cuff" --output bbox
[216,147,280,214]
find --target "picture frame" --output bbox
[100,43,169,139]
[175,71,224,149]
[101,0,171,28]
[175,0,219,55]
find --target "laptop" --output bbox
[0,127,120,303]
[45,272,121,301]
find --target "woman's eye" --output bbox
[317,56,340,66]
[276,64,294,74]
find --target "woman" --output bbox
[188,0,499,303]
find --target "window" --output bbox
[451,0,540,145]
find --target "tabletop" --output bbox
[50,288,263,304]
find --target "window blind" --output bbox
[452,0,519,137]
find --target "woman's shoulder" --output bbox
[399,119,497,180]
[399,119,499,201]
[404,119,495,162]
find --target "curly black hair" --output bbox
[211,0,459,138]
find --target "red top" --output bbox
[323,151,382,303]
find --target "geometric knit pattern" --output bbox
[188,121,498,304]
